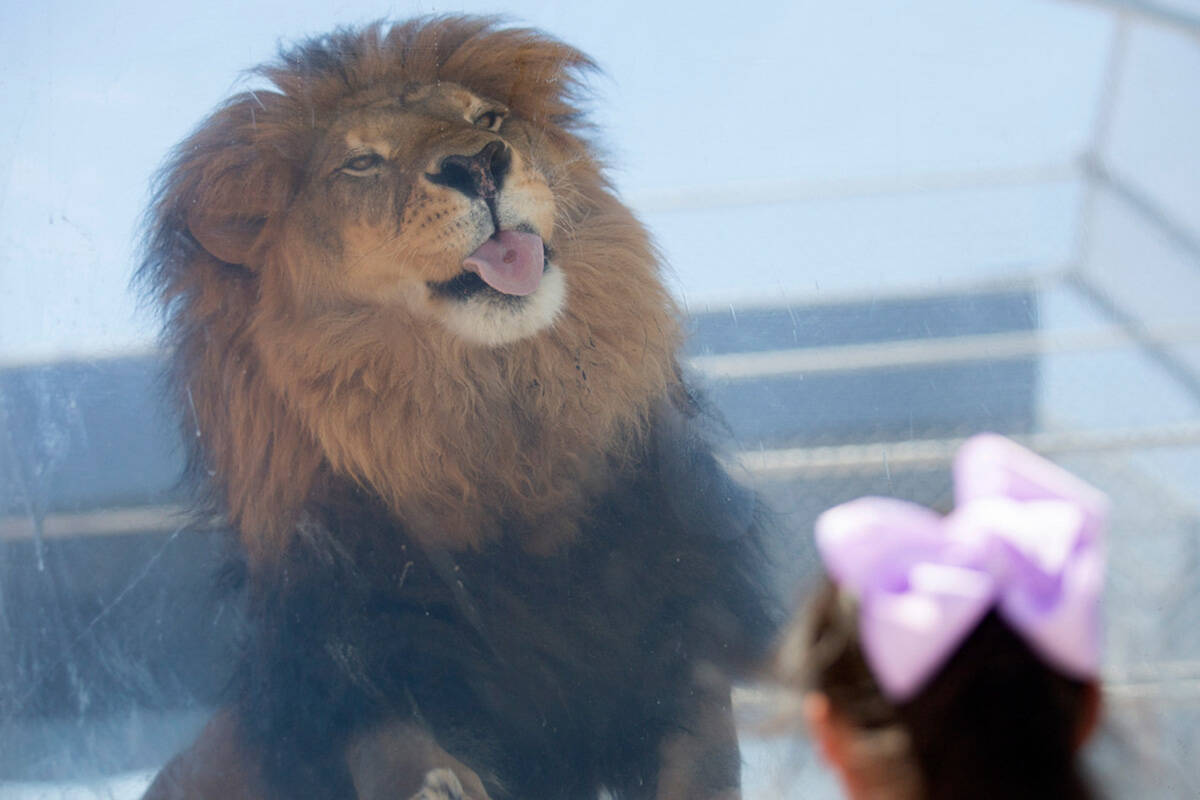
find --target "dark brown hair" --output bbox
[781,579,1096,800]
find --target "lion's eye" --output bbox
[340,153,385,174]
[473,110,505,132]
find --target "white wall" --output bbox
[0,0,1119,362]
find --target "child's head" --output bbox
[776,435,1107,800]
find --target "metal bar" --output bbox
[0,505,196,541]
[1072,13,1131,271]
[0,342,159,371]
[1063,0,1200,37]
[680,274,1063,315]
[1068,272,1200,405]
[733,423,1200,477]
[690,319,1200,380]
[626,161,1080,214]
[1087,158,1200,270]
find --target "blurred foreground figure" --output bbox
[775,434,1107,800]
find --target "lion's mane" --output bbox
[140,17,779,800]
[140,17,680,563]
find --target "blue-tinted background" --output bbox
[2,1,1199,796]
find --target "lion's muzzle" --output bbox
[426,141,511,202]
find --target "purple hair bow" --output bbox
[816,434,1108,702]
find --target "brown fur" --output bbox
[141,17,681,565]
[139,17,777,800]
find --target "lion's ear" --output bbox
[188,206,267,266]
[175,94,299,268]
[185,151,292,267]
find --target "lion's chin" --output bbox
[435,264,566,346]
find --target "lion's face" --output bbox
[146,19,684,559]
[280,83,565,346]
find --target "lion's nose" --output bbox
[426,141,511,200]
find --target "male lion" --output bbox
[139,17,777,800]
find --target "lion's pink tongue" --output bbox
[463,230,544,296]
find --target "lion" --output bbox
[138,17,778,800]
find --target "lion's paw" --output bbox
[408,767,475,800]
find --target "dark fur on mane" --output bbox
[233,397,779,799]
